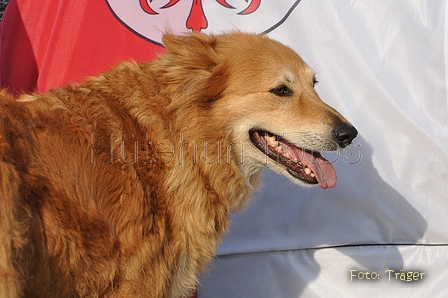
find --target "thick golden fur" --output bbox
[0,32,355,297]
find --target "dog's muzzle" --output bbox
[248,123,358,189]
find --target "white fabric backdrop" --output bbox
[199,0,448,297]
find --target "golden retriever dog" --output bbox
[0,32,357,297]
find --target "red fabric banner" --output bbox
[0,0,163,96]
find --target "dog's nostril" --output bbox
[333,124,358,148]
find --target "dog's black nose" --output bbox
[333,124,358,148]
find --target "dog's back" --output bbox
[0,85,172,297]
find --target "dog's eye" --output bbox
[270,85,293,97]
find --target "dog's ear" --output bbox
[158,33,228,106]
[162,33,222,72]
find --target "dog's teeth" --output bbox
[304,167,312,175]
[310,173,315,178]
[276,146,283,153]
[292,157,298,163]
[268,136,279,147]
[284,152,291,159]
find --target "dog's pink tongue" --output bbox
[303,151,337,189]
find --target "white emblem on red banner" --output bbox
[106,0,301,45]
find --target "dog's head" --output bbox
[161,32,357,189]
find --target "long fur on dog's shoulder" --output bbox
[0,33,255,297]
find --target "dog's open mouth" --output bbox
[249,130,337,189]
